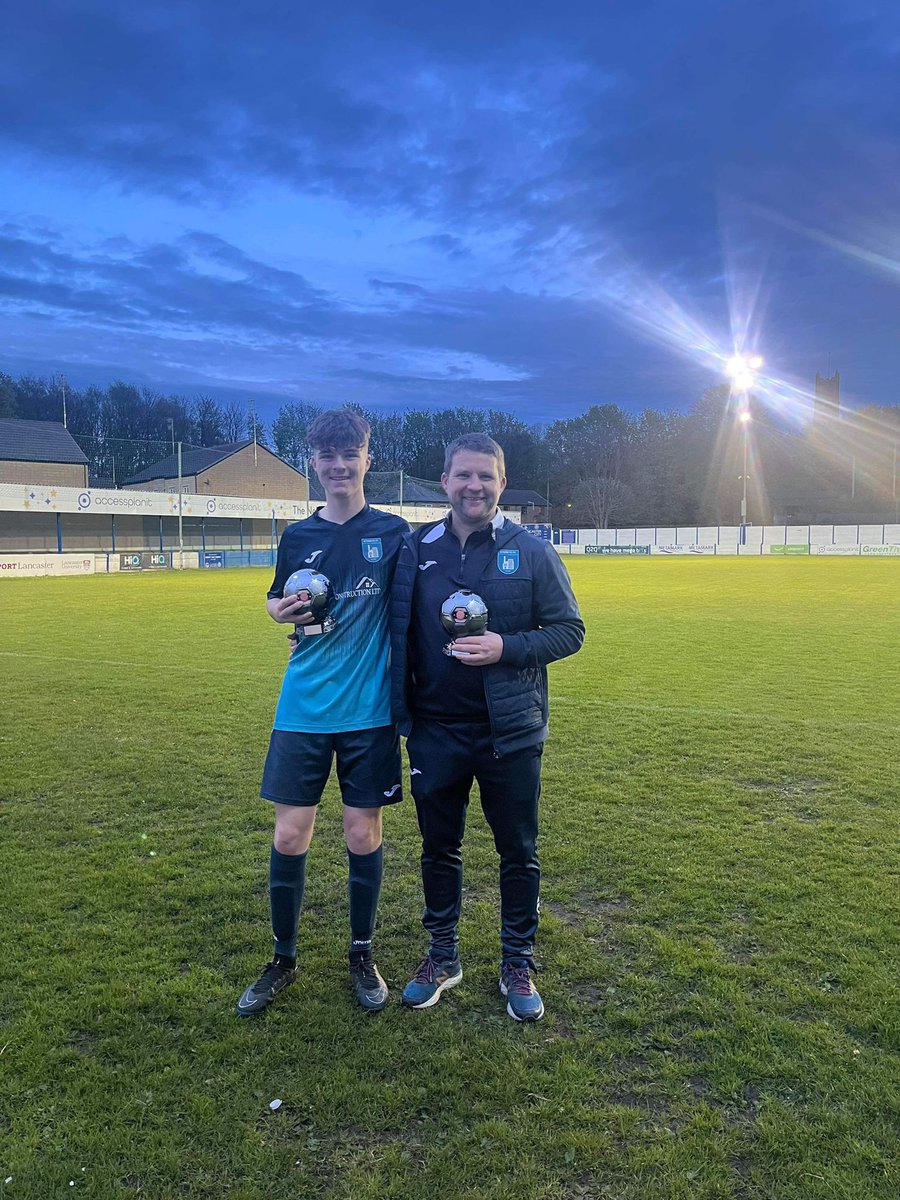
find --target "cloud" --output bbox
[410,234,471,260]
[369,278,428,297]
[1,220,720,417]
[2,3,899,411]
[3,1,894,332]
[0,224,330,340]
[0,6,612,231]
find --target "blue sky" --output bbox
[1,0,898,424]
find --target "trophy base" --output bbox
[297,616,336,637]
[443,642,474,658]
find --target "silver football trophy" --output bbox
[283,568,336,636]
[440,590,489,657]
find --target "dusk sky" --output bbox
[1,1,898,425]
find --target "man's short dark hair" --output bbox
[443,433,506,478]
[308,409,371,452]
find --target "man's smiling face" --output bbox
[441,450,506,529]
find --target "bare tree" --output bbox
[570,474,631,529]
[221,401,246,442]
[271,401,322,469]
[192,396,226,446]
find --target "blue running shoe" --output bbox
[401,953,463,1009]
[500,959,544,1022]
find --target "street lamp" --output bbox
[725,354,763,541]
[738,408,751,532]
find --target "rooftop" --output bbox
[0,418,89,465]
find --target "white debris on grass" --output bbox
[269,1098,282,1111]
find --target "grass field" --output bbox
[1,558,898,1200]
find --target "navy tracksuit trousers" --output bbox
[406,718,542,963]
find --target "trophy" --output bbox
[283,568,336,636]
[440,590,489,657]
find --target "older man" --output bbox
[391,433,585,1021]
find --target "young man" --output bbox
[391,433,585,1021]
[237,409,408,1016]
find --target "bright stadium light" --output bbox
[725,354,745,377]
[726,353,763,394]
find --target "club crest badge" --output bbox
[497,549,519,575]
[361,537,383,563]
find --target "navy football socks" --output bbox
[347,844,383,953]
[269,845,308,960]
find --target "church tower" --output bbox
[814,370,840,423]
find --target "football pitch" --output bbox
[1,558,897,1200]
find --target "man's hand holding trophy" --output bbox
[439,590,503,665]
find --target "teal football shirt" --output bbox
[268,506,409,733]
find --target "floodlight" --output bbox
[726,353,763,392]
[725,355,746,378]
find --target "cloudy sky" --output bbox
[1,1,898,423]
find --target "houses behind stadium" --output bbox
[0,419,89,488]
[122,440,308,501]
[0,421,309,502]
[0,420,534,517]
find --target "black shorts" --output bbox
[260,725,403,809]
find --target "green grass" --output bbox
[1,558,898,1200]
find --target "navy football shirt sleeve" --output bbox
[267,528,295,599]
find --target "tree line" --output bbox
[2,372,897,525]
